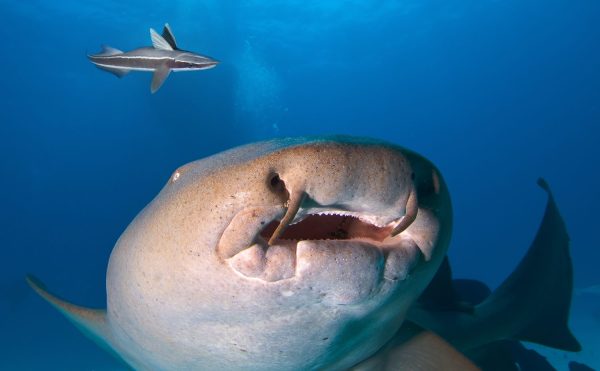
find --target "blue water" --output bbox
[1,0,599,369]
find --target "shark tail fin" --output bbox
[479,178,581,351]
[25,275,123,359]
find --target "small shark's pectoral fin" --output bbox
[150,28,174,51]
[151,64,171,93]
[94,65,130,78]
[162,23,178,50]
[352,322,480,371]
[25,275,123,361]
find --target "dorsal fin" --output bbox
[162,23,178,50]
[150,28,173,51]
[26,275,124,361]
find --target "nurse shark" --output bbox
[27,136,580,370]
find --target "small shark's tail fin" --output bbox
[26,275,124,360]
[478,178,581,351]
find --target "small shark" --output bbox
[88,23,218,93]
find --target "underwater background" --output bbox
[1,0,599,369]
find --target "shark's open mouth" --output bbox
[260,214,393,242]
[217,168,437,285]
[218,205,437,285]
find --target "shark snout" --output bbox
[216,142,448,285]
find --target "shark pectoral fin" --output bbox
[353,322,480,371]
[386,330,480,371]
[150,28,174,51]
[94,65,130,78]
[151,64,171,93]
[25,275,122,361]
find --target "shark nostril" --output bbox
[270,174,281,188]
[268,173,289,201]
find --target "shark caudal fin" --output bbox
[26,275,123,360]
[480,178,580,351]
[409,178,581,357]
[88,45,130,78]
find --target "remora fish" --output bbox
[27,137,581,370]
[88,23,218,93]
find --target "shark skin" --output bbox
[88,23,218,93]
[28,136,459,370]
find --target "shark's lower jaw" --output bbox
[219,207,428,287]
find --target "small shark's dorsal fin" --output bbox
[162,23,178,50]
[150,28,173,51]
[26,275,123,361]
[98,45,123,56]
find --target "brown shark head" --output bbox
[104,136,452,370]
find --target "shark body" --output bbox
[88,24,218,93]
[27,137,582,370]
